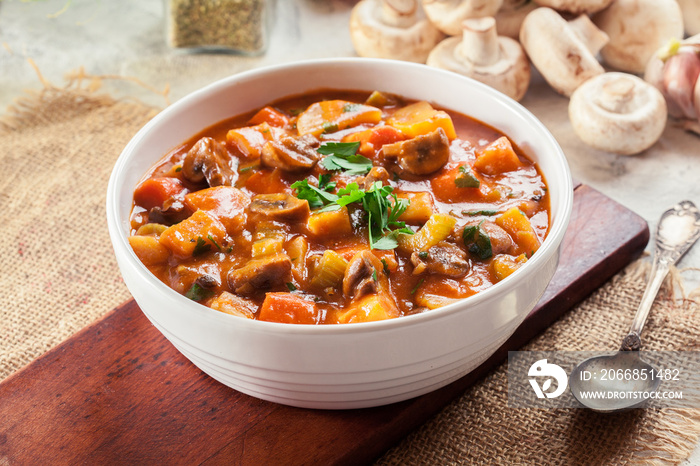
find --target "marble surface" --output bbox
[2,0,700,460]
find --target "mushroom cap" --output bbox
[494,0,537,40]
[351,0,444,63]
[593,0,684,74]
[569,72,667,155]
[427,26,530,101]
[422,0,504,35]
[519,7,604,97]
[532,0,613,15]
[678,0,700,36]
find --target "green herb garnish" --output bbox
[342,103,362,113]
[193,236,211,256]
[411,278,425,295]
[372,269,378,282]
[381,258,390,275]
[418,251,429,260]
[185,283,214,302]
[455,165,480,188]
[462,221,493,260]
[318,141,372,175]
[286,282,297,292]
[463,210,499,217]
[239,164,259,173]
[321,122,339,134]
[207,234,223,251]
[291,178,339,209]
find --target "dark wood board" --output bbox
[0,184,649,465]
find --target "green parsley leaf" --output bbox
[418,251,429,260]
[193,237,211,256]
[321,122,339,134]
[455,165,480,188]
[185,283,214,302]
[372,269,378,282]
[381,258,390,275]
[462,221,493,260]
[286,282,297,292]
[342,103,362,113]
[291,179,339,209]
[318,141,372,175]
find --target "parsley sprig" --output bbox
[318,142,372,175]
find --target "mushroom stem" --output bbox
[381,0,417,28]
[598,77,635,113]
[457,17,500,67]
[568,14,608,56]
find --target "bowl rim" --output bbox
[107,57,573,336]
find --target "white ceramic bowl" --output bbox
[107,58,573,409]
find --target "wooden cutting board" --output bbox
[0,184,649,465]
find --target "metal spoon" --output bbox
[569,200,700,412]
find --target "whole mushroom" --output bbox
[520,8,608,97]
[531,0,613,15]
[494,0,536,40]
[678,0,700,36]
[645,35,700,134]
[421,0,503,36]
[350,0,444,63]
[427,17,530,101]
[593,0,684,74]
[569,72,667,155]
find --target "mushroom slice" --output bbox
[357,166,390,189]
[227,253,293,295]
[350,0,444,63]
[342,250,389,300]
[148,196,191,226]
[569,72,667,155]
[182,137,238,187]
[382,128,450,176]
[422,0,503,36]
[261,134,320,173]
[411,241,469,277]
[460,220,515,256]
[427,17,530,101]
[532,0,613,15]
[593,0,683,74]
[520,8,607,97]
[248,193,311,222]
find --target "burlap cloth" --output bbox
[2,77,700,465]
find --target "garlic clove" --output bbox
[663,48,700,120]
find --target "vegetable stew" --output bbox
[129,90,550,324]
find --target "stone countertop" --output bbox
[2,0,699,460]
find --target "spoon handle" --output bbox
[621,200,700,351]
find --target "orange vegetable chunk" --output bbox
[387,101,457,140]
[296,100,382,137]
[396,192,434,225]
[307,207,353,237]
[244,168,288,194]
[491,253,527,281]
[247,106,290,127]
[208,291,257,319]
[335,294,400,324]
[341,125,406,158]
[226,122,276,159]
[473,136,522,175]
[184,186,250,234]
[259,292,319,324]
[495,207,540,255]
[133,177,185,210]
[128,235,170,265]
[158,209,227,258]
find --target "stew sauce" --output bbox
[129,90,550,324]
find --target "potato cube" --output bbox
[307,206,353,237]
[397,192,434,225]
[473,137,522,175]
[387,101,456,140]
[495,207,540,255]
[128,235,170,265]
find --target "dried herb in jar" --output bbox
[166,0,269,54]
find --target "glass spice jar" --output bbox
[165,0,272,55]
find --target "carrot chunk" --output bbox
[473,137,522,175]
[244,168,289,194]
[184,186,250,234]
[258,292,319,324]
[495,207,541,255]
[296,100,382,137]
[342,125,406,158]
[247,106,290,127]
[158,210,227,258]
[226,122,276,159]
[133,177,185,210]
